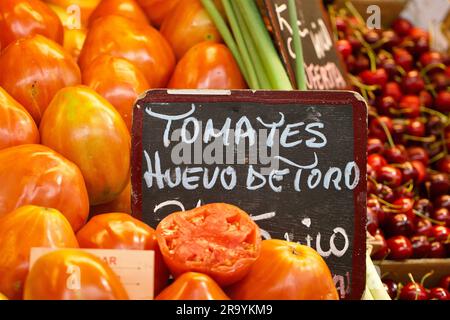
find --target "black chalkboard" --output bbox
[131,89,367,300]
[261,0,349,90]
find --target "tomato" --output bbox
[160,0,222,60]
[0,35,81,124]
[136,0,181,27]
[79,15,175,88]
[76,213,170,295]
[168,42,247,89]
[0,0,63,50]
[0,144,89,231]
[89,0,149,26]
[82,55,149,131]
[90,180,132,216]
[39,86,130,206]
[44,0,101,27]
[0,87,39,151]
[0,293,7,300]
[227,239,339,300]
[0,205,79,300]
[156,272,229,300]
[24,249,128,300]
[63,28,87,62]
[156,203,261,286]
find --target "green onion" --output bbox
[288,0,307,90]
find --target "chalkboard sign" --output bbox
[261,0,349,90]
[131,89,367,300]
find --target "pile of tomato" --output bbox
[0,0,340,301]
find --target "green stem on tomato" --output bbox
[288,0,307,90]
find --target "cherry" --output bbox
[439,275,450,292]
[407,147,429,166]
[368,180,377,194]
[360,69,388,88]
[411,160,426,184]
[429,241,447,258]
[367,207,379,236]
[394,47,413,71]
[377,185,396,203]
[415,218,433,237]
[335,16,347,33]
[378,58,397,80]
[436,156,450,175]
[386,213,415,237]
[381,30,400,51]
[354,54,370,73]
[399,161,418,183]
[427,173,450,198]
[347,35,362,52]
[387,235,413,260]
[419,90,433,108]
[364,30,380,44]
[426,115,444,136]
[411,235,431,258]
[435,91,450,113]
[392,18,412,37]
[393,197,415,218]
[367,164,377,181]
[371,232,389,260]
[431,72,449,91]
[401,70,425,94]
[369,116,393,141]
[434,195,450,210]
[429,288,450,300]
[420,51,443,68]
[414,198,434,217]
[384,145,407,163]
[336,39,352,59]
[406,119,425,137]
[430,225,450,242]
[409,27,429,39]
[432,208,450,227]
[398,95,421,118]
[392,121,406,145]
[399,282,428,300]
[383,82,403,102]
[376,96,397,116]
[394,185,414,200]
[367,138,385,154]
[368,154,387,171]
[377,165,403,187]
[382,279,399,299]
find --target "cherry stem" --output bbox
[354,31,377,72]
[349,74,380,91]
[396,66,406,76]
[372,195,403,208]
[345,1,366,26]
[420,63,447,77]
[376,115,395,148]
[429,151,446,164]
[413,210,446,225]
[403,134,436,143]
[328,5,339,41]
[420,270,434,287]
[379,49,393,59]
[420,107,448,124]
[441,129,448,156]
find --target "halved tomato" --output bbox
[156,272,229,300]
[76,213,170,295]
[89,0,149,26]
[227,239,339,300]
[156,203,261,286]
[0,206,79,300]
[23,249,128,300]
[0,87,39,150]
[0,0,63,50]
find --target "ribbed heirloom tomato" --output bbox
[0,206,79,300]
[88,0,149,26]
[161,0,222,60]
[0,87,39,151]
[156,272,229,300]
[24,249,128,300]
[76,213,170,295]
[168,42,247,89]
[0,35,81,124]
[0,0,63,50]
[40,86,130,206]
[0,144,89,231]
[82,55,150,131]
[227,239,339,300]
[90,180,132,215]
[44,0,101,27]
[136,0,181,27]
[79,15,175,88]
[156,203,261,287]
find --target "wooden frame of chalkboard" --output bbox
[131,89,367,300]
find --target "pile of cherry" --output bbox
[382,273,450,300]
[334,11,450,263]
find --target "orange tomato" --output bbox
[44,0,101,27]
[78,15,175,88]
[161,0,222,60]
[0,293,7,300]
[39,86,130,206]
[63,28,87,62]
[89,0,149,26]
[156,272,229,300]
[0,205,79,300]
[82,55,149,131]
[136,0,181,27]
[168,42,247,89]
[24,249,129,300]
[0,144,89,231]
[76,213,170,295]
[0,35,81,124]
[0,0,63,50]
[156,203,261,287]
[90,180,131,215]
[0,87,39,151]
[227,239,339,300]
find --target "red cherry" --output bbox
[406,119,425,136]
[414,198,434,216]
[384,145,407,163]
[436,156,450,174]
[364,30,380,44]
[432,208,450,228]
[394,48,413,71]
[415,218,433,237]
[377,184,396,203]
[335,16,347,33]
[369,116,393,142]
[419,90,433,108]
[354,54,370,73]
[394,185,414,200]
[336,39,352,59]
[383,82,403,102]
[398,95,421,118]
[434,195,450,210]
[430,225,450,242]
[399,161,418,183]
[392,18,412,37]
[368,154,387,171]
[393,197,415,219]
[367,138,385,154]
[376,96,397,116]
[429,288,450,300]
[410,235,431,258]
[411,160,426,183]
[367,207,379,236]
[420,51,443,67]
[399,282,428,300]
[402,70,425,94]
[427,173,450,198]
[368,197,387,226]
[407,147,429,166]
[378,58,397,80]
[360,69,388,88]
[382,279,399,299]
[435,91,450,113]
[387,235,413,260]
[385,213,415,237]
[377,165,403,187]
[370,231,389,260]
[381,30,401,51]
[431,72,449,91]
[429,241,447,258]
[439,275,450,292]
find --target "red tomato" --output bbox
[161,0,222,60]
[0,87,39,150]
[89,0,149,26]
[227,239,339,300]
[136,0,181,27]
[82,55,150,131]
[156,272,229,300]
[168,42,247,89]
[0,206,79,300]
[156,203,261,286]
[76,213,170,295]
[0,35,81,124]
[39,86,130,206]
[90,180,132,216]
[44,0,101,27]
[0,144,89,231]
[24,249,128,300]
[0,0,63,50]
[79,15,175,88]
